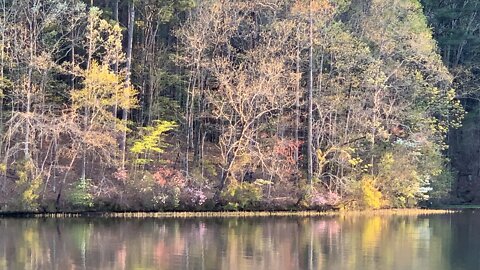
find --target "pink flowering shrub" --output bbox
[181,187,208,207]
[311,191,341,207]
[113,168,128,181]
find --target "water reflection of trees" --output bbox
[0,215,455,270]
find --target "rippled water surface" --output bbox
[0,211,479,270]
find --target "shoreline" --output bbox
[0,208,459,218]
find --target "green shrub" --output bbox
[221,181,265,209]
[375,142,447,207]
[67,179,94,209]
[428,168,454,203]
[14,159,42,211]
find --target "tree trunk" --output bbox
[294,25,300,175]
[71,11,75,91]
[307,1,314,188]
[121,1,135,168]
[113,0,118,22]
[25,9,36,159]
[113,0,119,118]
[0,0,5,139]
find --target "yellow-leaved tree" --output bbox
[67,6,138,197]
[71,61,137,183]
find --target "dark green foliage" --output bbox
[422,0,480,67]
[423,0,480,202]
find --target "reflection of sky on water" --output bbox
[0,213,473,270]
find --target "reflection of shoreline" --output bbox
[0,213,456,270]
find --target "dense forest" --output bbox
[423,0,480,203]
[0,0,476,212]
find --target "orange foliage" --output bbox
[273,138,303,169]
[268,138,303,181]
[153,167,186,188]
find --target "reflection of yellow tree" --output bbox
[361,216,383,256]
[19,228,41,267]
[0,215,454,270]
[13,221,45,269]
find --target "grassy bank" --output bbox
[0,208,458,219]
[444,205,480,209]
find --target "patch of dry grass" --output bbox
[4,208,457,219]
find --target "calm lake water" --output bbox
[0,211,479,270]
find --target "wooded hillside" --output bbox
[0,0,471,212]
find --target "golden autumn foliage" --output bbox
[71,62,138,114]
[360,175,383,210]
